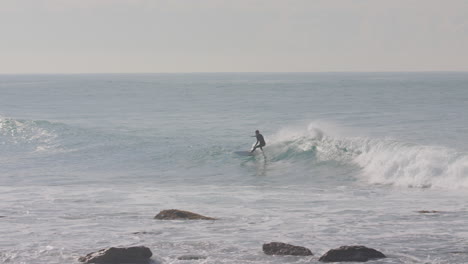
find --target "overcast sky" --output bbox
[1,0,467,73]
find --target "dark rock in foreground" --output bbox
[263,242,313,256]
[177,255,207,260]
[319,246,385,262]
[79,246,153,263]
[418,210,439,214]
[154,209,216,220]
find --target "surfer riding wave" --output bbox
[251,130,266,153]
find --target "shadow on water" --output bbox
[256,152,267,176]
[240,150,268,177]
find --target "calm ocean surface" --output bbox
[1,73,468,263]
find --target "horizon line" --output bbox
[1,70,468,75]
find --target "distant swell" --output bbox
[0,115,63,153]
[268,122,468,189]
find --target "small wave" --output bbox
[0,115,62,153]
[267,122,468,189]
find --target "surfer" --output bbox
[251,130,266,153]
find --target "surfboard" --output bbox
[234,141,258,156]
[234,151,254,156]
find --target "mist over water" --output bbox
[1,73,468,263]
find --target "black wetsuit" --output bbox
[256,134,266,147]
[252,133,266,152]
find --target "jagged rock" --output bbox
[177,255,207,260]
[154,209,216,220]
[78,246,153,263]
[263,242,313,256]
[319,246,385,262]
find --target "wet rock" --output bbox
[263,242,313,256]
[449,251,468,254]
[132,231,162,235]
[78,246,153,263]
[154,209,216,220]
[319,246,385,262]
[177,255,207,260]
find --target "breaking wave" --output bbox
[0,115,62,153]
[267,122,468,189]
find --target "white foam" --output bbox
[0,115,59,153]
[268,122,468,189]
[351,139,467,189]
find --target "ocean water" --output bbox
[1,72,468,264]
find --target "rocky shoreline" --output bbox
[78,209,387,263]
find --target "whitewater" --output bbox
[1,72,468,263]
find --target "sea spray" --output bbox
[266,122,468,189]
[354,140,468,189]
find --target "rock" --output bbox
[154,209,216,220]
[449,251,468,254]
[319,246,385,262]
[132,231,162,235]
[418,210,439,213]
[78,246,153,263]
[177,255,207,260]
[263,242,313,256]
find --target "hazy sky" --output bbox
[1,0,468,73]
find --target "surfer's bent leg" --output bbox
[251,145,259,152]
[253,143,265,152]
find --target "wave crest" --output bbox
[354,139,468,189]
[268,123,468,189]
[0,115,60,153]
